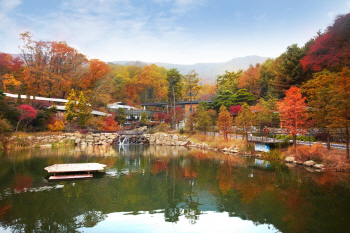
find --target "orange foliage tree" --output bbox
[217,105,232,140]
[278,87,309,152]
[238,64,261,97]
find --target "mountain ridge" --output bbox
[111,55,270,83]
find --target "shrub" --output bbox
[0,117,12,133]
[48,121,65,131]
[179,128,184,134]
[264,149,285,160]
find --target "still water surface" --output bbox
[1,145,350,233]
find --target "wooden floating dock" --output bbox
[44,163,107,180]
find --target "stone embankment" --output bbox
[9,132,120,147]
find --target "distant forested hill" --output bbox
[112,55,270,83]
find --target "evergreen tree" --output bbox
[77,92,91,128]
[65,89,78,128]
[141,111,148,124]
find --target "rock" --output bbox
[49,139,56,143]
[100,135,107,140]
[285,157,295,163]
[303,160,316,167]
[86,135,94,140]
[173,135,179,140]
[69,136,76,140]
[296,161,304,165]
[41,139,49,144]
[75,138,81,144]
[107,139,114,143]
[81,142,87,145]
[105,133,112,136]
[313,164,324,169]
[65,133,74,137]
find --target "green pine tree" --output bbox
[77,92,91,128]
[65,89,78,128]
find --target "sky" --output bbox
[1,0,350,64]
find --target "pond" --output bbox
[1,145,350,233]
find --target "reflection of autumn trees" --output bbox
[1,146,350,232]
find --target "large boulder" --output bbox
[173,135,179,140]
[303,160,316,167]
[313,164,324,169]
[285,157,295,163]
[86,135,94,140]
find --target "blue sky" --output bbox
[1,0,350,64]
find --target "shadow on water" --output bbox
[0,145,350,232]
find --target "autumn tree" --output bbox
[328,67,350,158]
[301,13,350,72]
[185,113,196,134]
[229,105,241,115]
[167,68,182,128]
[207,109,217,136]
[234,103,256,142]
[252,98,279,135]
[16,105,37,132]
[174,107,184,127]
[239,64,261,97]
[217,105,232,140]
[302,69,338,150]
[196,105,210,134]
[183,70,201,114]
[278,87,309,152]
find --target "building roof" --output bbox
[141,100,212,107]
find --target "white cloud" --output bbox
[0,0,21,12]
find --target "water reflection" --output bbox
[0,145,350,232]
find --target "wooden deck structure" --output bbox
[45,163,107,180]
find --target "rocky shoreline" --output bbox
[7,132,325,172]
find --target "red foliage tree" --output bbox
[278,87,309,152]
[157,112,165,123]
[16,105,37,132]
[301,13,350,71]
[229,105,241,115]
[102,116,119,131]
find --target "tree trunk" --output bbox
[15,120,22,133]
[327,129,330,150]
[293,134,297,154]
[346,126,349,160]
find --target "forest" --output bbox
[1,13,350,156]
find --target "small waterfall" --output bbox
[121,136,129,145]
